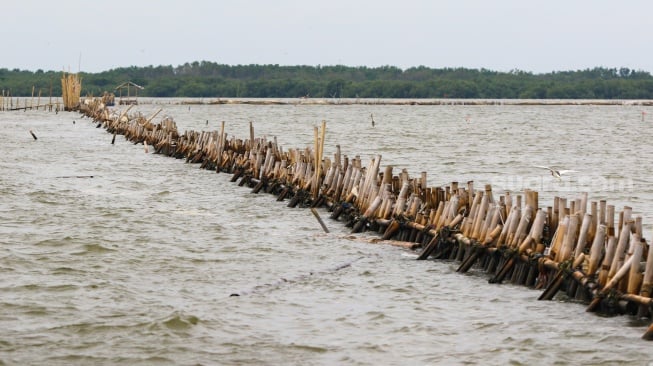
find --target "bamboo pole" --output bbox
[587,255,636,312]
[311,208,329,233]
[573,213,592,259]
[641,239,653,299]
[608,219,633,282]
[598,236,618,287]
[587,224,606,276]
[538,253,585,301]
[550,216,568,260]
[518,209,546,254]
[628,235,644,295]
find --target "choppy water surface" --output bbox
[1,100,653,365]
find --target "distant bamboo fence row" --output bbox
[1,71,77,112]
[77,97,653,341]
[1,88,62,112]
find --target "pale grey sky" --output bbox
[5,0,652,74]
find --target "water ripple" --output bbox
[1,102,653,365]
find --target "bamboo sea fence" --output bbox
[1,71,78,112]
[1,87,62,112]
[15,95,653,340]
[2,73,115,112]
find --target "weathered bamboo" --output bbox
[72,99,653,340]
[587,224,606,276]
[587,255,636,312]
[628,235,644,295]
[538,253,585,301]
[463,191,483,237]
[511,205,534,249]
[587,201,598,247]
[641,239,653,300]
[608,219,633,282]
[456,224,503,273]
[490,204,534,284]
[607,205,616,237]
[61,71,82,111]
[557,213,579,263]
[471,194,489,240]
[416,213,463,260]
[311,208,329,233]
[496,205,516,247]
[549,216,568,260]
[518,209,546,254]
[599,236,618,287]
[573,213,592,259]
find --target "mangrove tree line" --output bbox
[1,62,652,99]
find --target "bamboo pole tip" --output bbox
[642,326,653,340]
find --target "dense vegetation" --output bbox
[2,62,653,99]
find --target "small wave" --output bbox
[2,283,79,293]
[47,354,175,365]
[45,355,116,365]
[286,343,328,353]
[35,237,75,247]
[166,209,210,216]
[366,311,386,321]
[151,311,200,331]
[72,243,116,255]
[27,190,61,205]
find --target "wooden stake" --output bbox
[311,208,329,233]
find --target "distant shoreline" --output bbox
[138,98,653,106]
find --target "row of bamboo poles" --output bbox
[1,88,62,112]
[2,71,79,112]
[77,98,653,340]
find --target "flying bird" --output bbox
[533,165,577,179]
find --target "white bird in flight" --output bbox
[533,165,578,179]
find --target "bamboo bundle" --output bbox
[61,72,82,111]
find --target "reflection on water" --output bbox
[1,100,652,365]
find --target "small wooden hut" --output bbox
[115,81,144,105]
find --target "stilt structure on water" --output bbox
[115,81,143,105]
[41,97,653,340]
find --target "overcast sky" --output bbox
[5,0,652,74]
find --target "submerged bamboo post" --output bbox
[587,255,636,312]
[311,208,329,233]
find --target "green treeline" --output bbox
[2,61,653,99]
